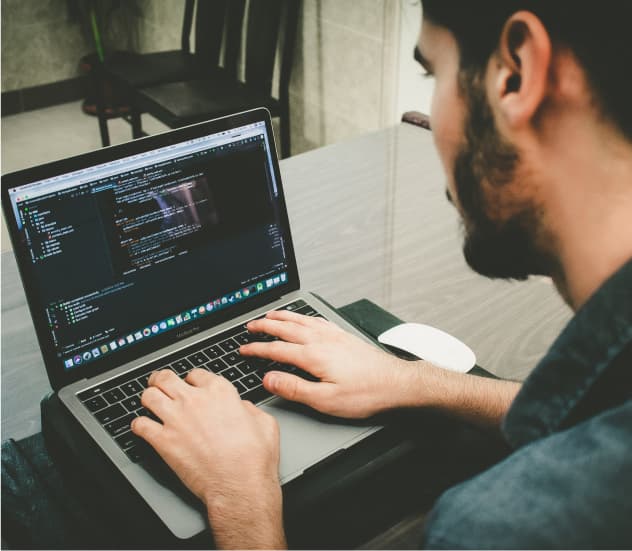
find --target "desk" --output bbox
[1,123,571,441]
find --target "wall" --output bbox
[0,0,149,92]
[289,0,400,153]
[1,0,89,92]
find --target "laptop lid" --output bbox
[2,108,300,392]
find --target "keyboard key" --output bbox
[77,370,137,400]
[121,381,142,397]
[237,360,258,374]
[296,305,317,316]
[115,430,139,450]
[234,332,253,345]
[242,374,262,389]
[125,445,145,463]
[84,395,108,412]
[273,363,318,382]
[211,325,243,340]
[171,359,192,374]
[102,388,126,404]
[78,386,107,401]
[232,380,247,394]
[250,357,275,374]
[259,361,295,377]
[278,300,307,311]
[103,412,136,437]
[137,407,161,424]
[277,363,298,374]
[125,439,158,463]
[94,403,127,424]
[122,395,142,412]
[219,338,239,353]
[187,352,208,366]
[207,359,227,373]
[248,332,276,343]
[220,366,243,381]
[241,385,272,404]
[224,351,242,365]
[202,345,223,359]
[137,372,154,388]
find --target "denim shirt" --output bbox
[422,259,632,549]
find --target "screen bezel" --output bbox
[1,108,300,391]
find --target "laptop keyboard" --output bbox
[76,300,325,463]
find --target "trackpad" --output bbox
[260,398,377,483]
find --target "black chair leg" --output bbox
[94,69,111,147]
[97,113,111,147]
[131,104,143,139]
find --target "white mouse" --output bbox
[377,323,476,373]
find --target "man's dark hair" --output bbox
[421,1,632,142]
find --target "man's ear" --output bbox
[491,11,552,129]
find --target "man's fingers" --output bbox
[265,309,343,332]
[148,368,188,399]
[185,367,214,387]
[140,386,173,420]
[262,309,322,326]
[131,415,163,447]
[239,340,304,365]
[246,318,309,343]
[263,371,327,407]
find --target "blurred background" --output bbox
[1,0,434,252]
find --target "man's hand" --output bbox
[241,309,412,419]
[241,310,521,428]
[131,369,286,549]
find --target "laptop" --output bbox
[1,108,381,539]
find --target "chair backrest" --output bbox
[192,0,229,65]
[183,0,299,100]
[243,0,300,99]
[181,0,195,53]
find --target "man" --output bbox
[131,1,632,548]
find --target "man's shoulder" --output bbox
[423,399,632,549]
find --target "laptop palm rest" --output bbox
[122,396,377,539]
[261,397,377,484]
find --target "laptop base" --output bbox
[33,299,508,548]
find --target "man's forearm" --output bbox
[206,485,286,550]
[393,362,521,428]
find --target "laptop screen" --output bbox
[4,115,296,379]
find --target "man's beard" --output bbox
[453,71,554,280]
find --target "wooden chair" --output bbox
[95,0,228,146]
[133,0,300,158]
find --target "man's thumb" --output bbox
[264,371,318,404]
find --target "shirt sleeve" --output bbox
[421,400,632,549]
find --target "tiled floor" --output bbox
[1,102,170,252]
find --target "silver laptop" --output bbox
[1,108,380,539]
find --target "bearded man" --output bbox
[132,1,632,547]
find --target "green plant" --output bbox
[67,0,141,62]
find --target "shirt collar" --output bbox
[502,257,632,449]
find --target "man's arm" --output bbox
[242,310,520,428]
[394,364,520,428]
